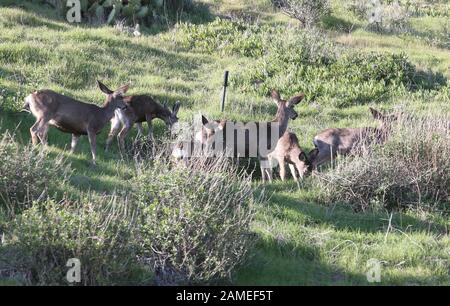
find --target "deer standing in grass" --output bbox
[105,94,180,151]
[267,131,310,182]
[309,107,400,169]
[200,90,305,183]
[24,81,129,165]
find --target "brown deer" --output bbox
[24,80,129,165]
[200,90,305,183]
[267,131,310,182]
[309,107,399,169]
[105,94,180,151]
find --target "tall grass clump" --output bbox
[0,196,148,285]
[0,132,69,216]
[316,115,450,212]
[134,151,257,285]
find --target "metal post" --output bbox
[221,71,229,112]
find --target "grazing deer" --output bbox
[309,107,399,169]
[24,80,129,165]
[105,94,180,151]
[200,90,305,183]
[267,131,310,182]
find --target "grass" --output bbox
[0,0,449,285]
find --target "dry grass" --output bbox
[316,113,450,212]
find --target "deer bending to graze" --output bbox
[200,90,305,183]
[25,80,129,165]
[105,94,180,151]
[267,131,310,182]
[309,107,400,169]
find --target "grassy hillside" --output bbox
[0,0,449,285]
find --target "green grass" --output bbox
[0,0,449,285]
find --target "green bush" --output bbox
[168,18,272,57]
[171,20,417,106]
[235,27,415,106]
[134,155,256,285]
[0,132,69,217]
[0,197,149,285]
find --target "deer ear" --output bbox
[201,115,209,126]
[113,84,130,97]
[370,107,383,120]
[299,152,308,162]
[97,80,114,95]
[271,90,281,103]
[287,93,305,107]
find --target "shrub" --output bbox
[236,27,415,107]
[167,18,272,57]
[348,0,410,33]
[273,0,330,27]
[134,153,257,285]
[316,114,450,212]
[0,132,70,217]
[0,196,149,285]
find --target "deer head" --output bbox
[271,90,305,122]
[161,101,181,130]
[97,80,129,110]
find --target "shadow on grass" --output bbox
[260,183,448,236]
[236,232,367,285]
[322,14,359,33]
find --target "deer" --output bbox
[266,131,311,182]
[309,107,400,169]
[200,90,305,183]
[105,94,180,151]
[24,80,129,165]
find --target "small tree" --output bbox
[274,0,330,27]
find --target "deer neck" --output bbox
[98,101,118,126]
[273,107,289,137]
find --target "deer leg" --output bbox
[30,119,42,145]
[289,163,298,182]
[145,115,154,142]
[279,158,287,182]
[70,134,80,154]
[87,130,97,165]
[136,122,144,137]
[117,121,132,152]
[36,119,50,146]
[106,116,121,152]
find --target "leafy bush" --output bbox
[172,19,418,106]
[0,197,148,285]
[0,132,69,216]
[167,18,273,57]
[273,0,330,27]
[316,115,450,212]
[134,154,257,285]
[235,26,415,106]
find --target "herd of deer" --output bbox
[23,81,399,182]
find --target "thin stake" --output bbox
[221,71,229,112]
